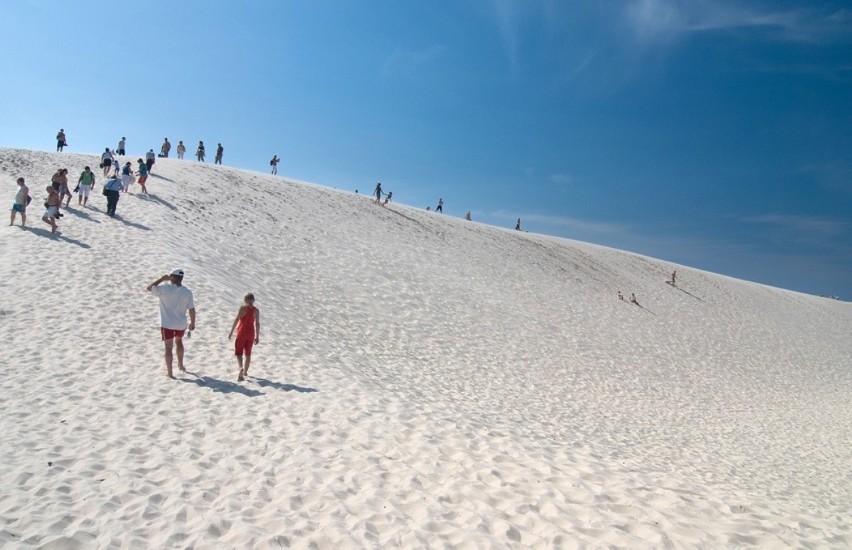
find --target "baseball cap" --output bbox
[170,268,185,277]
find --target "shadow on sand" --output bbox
[25,225,91,249]
[150,173,175,183]
[667,281,704,301]
[139,193,178,211]
[180,373,264,397]
[250,377,318,394]
[62,206,101,223]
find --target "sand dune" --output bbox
[1,148,850,548]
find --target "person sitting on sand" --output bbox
[630,293,639,305]
[229,293,261,382]
[617,290,624,301]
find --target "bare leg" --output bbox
[163,338,174,378]
[236,355,245,381]
[242,355,252,378]
[175,336,186,372]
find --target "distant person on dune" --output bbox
[102,175,122,217]
[136,159,149,194]
[42,186,61,234]
[196,141,205,162]
[465,210,471,221]
[382,191,393,206]
[515,218,521,231]
[121,162,133,192]
[146,149,156,173]
[270,155,279,175]
[10,177,29,227]
[176,140,186,159]
[160,138,171,158]
[56,129,67,152]
[56,169,71,208]
[374,182,383,204]
[668,270,677,286]
[228,293,261,382]
[147,268,196,378]
[215,143,223,165]
[436,198,443,213]
[117,137,126,156]
[51,169,62,192]
[630,293,639,305]
[77,166,95,206]
[101,148,114,176]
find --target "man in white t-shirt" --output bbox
[147,268,196,378]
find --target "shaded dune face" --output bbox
[0,148,850,548]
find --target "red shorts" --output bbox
[234,333,254,357]
[161,327,186,341]
[138,175,148,184]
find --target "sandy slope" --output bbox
[1,148,850,548]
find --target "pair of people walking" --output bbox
[147,270,260,382]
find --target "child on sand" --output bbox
[228,294,261,382]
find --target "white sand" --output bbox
[1,147,850,548]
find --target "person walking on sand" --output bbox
[103,174,122,217]
[374,182,383,204]
[215,143,223,165]
[145,149,156,173]
[117,137,126,156]
[10,177,29,227]
[120,161,133,192]
[77,166,96,206]
[669,270,677,286]
[136,159,149,194]
[196,141,205,162]
[147,269,196,378]
[515,218,521,231]
[42,186,61,234]
[101,148,114,176]
[228,293,261,381]
[56,169,71,209]
[465,210,471,221]
[270,155,279,175]
[176,140,186,159]
[436,198,443,213]
[160,138,171,158]
[56,129,67,152]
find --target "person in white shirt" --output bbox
[101,148,114,176]
[147,268,196,378]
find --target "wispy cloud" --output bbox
[549,173,573,185]
[382,46,446,77]
[624,1,852,44]
[743,214,847,235]
[491,210,627,235]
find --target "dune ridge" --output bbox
[1,148,850,548]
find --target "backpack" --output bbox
[270,159,274,166]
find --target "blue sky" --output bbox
[2,1,851,298]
